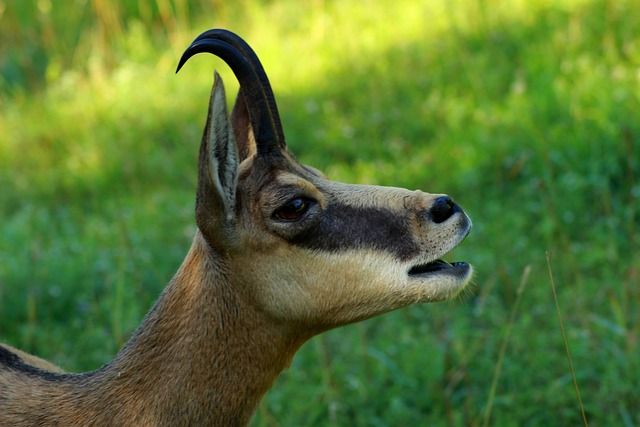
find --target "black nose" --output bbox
[430,196,457,224]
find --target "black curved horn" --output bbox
[176,29,286,157]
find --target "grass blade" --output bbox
[481,265,531,427]
[546,251,588,427]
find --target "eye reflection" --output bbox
[274,198,312,221]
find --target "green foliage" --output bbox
[1,0,639,425]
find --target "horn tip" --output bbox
[176,53,188,74]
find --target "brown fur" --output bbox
[1,61,472,424]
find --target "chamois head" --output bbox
[176,29,472,329]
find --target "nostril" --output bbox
[430,196,457,224]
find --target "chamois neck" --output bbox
[93,232,305,425]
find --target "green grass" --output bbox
[1,0,639,425]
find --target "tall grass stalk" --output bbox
[481,265,530,427]
[547,252,588,427]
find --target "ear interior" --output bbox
[195,73,239,247]
[209,73,238,203]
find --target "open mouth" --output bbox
[408,260,470,277]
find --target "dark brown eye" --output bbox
[274,197,312,221]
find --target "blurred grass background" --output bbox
[1,0,638,425]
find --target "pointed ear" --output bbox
[231,88,257,162]
[195,72,239,249]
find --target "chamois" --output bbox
[0,29,473,425]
